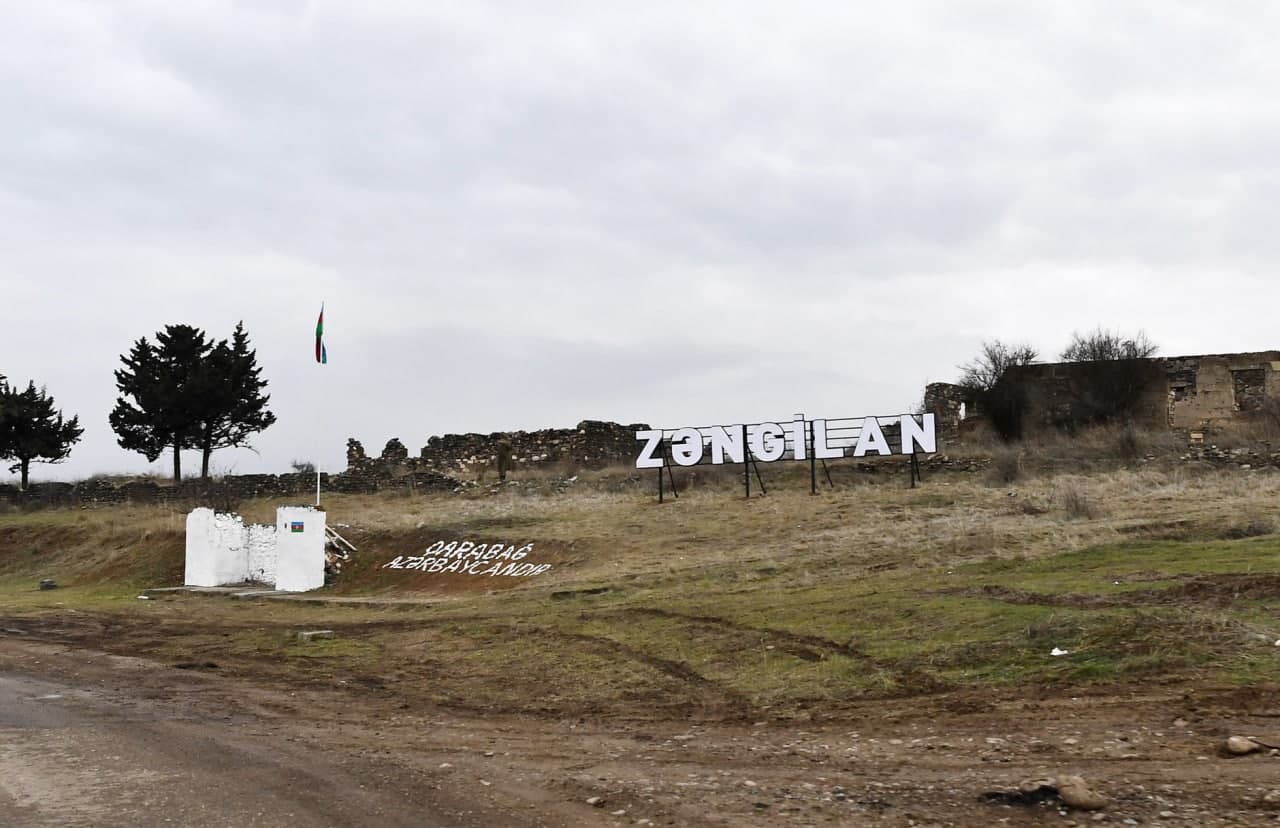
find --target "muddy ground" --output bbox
[2,613,1278,828]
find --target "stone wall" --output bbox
[1164,352,1280,430]
[924,382,976,445]
[348,420,650,477]
[184,506,326,592]
[933,350,1280,437]
[1004,360,1169,430]
[0,467,462,511]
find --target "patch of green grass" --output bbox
[959,537,1280,594]
[0,578,147,611]
[486,536,1280,707]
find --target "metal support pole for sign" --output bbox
[821,459,834,488]
[750,451,768,495]
[657,440,677,504]
[316,470,321,507]
[743,424,751,499]
[910,451,922,488]
[809,420,817,496]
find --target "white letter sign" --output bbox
[634,413,935,468]
[634,429,664,469]
[749,422,786,462]
[670,427,704,466]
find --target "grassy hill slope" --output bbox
[1,465,1278,716]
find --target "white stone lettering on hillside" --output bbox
[381,541,551,577]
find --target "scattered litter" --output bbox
[1056,775,1108,810]
[586,797,605,807]
[1050,647,1070,657]
[38,579,57,591]
[297,630,337,642]
[982,782,1057,807]
[985,775,1106,811]
[1224,735,1280,755]
[137,595,151,600]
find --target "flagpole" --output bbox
[315,301,326,507]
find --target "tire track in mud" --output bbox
[615,606,871,662]
[947,573,1280,609]
[593,608,954,698]
[547,630,753,716]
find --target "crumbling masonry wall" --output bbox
[1164,352,1280,430]
[346,420,650,477]
[924,382,976,445]
[0,467,462,511]
[929,350,1280,437]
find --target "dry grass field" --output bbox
[2,453,1279,825]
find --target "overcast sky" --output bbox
[3,1,1279,482]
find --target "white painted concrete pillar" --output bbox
[274,507,326,592]
[185,508,250,587]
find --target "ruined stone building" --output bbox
[926,351,1280,441]
[346,420,646,477]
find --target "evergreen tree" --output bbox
[0,379,84,490]
[110,325,215,481]
[194,322,277,480]
[110,323,275,482]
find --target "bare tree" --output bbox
[958,340,1039,441]
[1061,328,1158,362]
[959,340,1039,393]
[1058,328,1162,427]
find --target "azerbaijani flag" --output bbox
[315,303,327,364]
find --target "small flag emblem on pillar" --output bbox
[315,303,327,364]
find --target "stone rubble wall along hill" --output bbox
[0,468,463,511]
[347,420,652,476]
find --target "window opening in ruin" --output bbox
[1167,369,1197,403]
[1232,368,1266,412]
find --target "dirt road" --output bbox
[0,639,563,828]
[2,633,1279,827]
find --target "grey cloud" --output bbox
[4,1,1280,481]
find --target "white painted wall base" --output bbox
[185,509,252,587]
[275,507,326,592]
[184,506,326,592]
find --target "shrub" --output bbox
[1058,482,1100,520]
[1223,516,1274,539]
[986,446,1022,485]
[1057,328,1163,429]
[959,340,1038,442]
[1115,426,1143,461]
